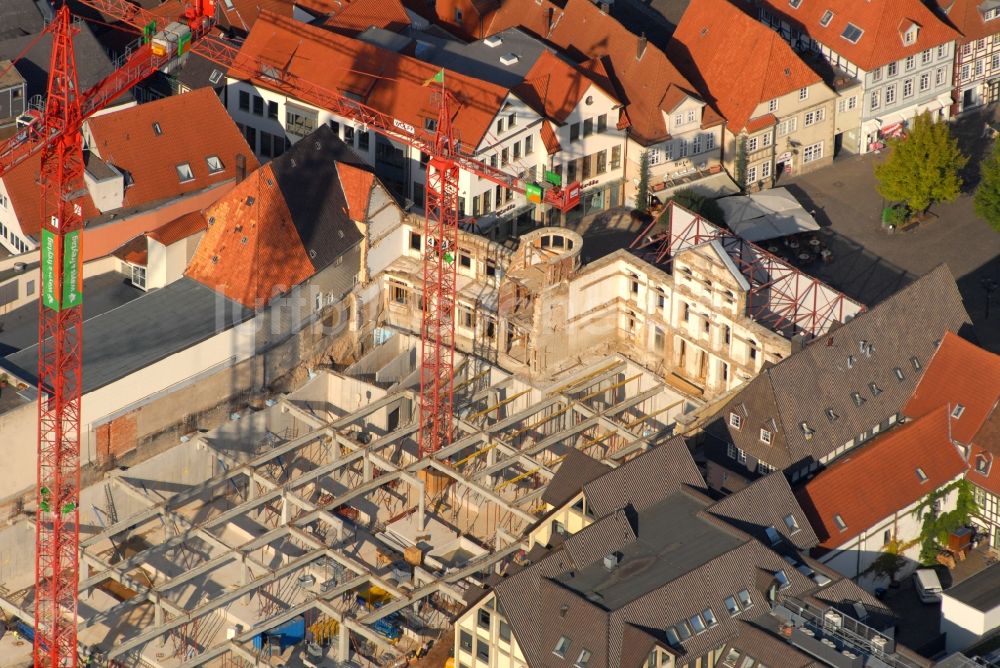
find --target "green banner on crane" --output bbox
[40,229,83,312]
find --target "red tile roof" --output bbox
[539,120,561,154]
[217,0,293,33]
[796,405,966,549]
[185,163,316,308]
[515,50,619,123]
[337,162,375,221]
[85,88,258,210]
[938,0,997,43]
[237,12,511,149]
[323,0,411,34]
[758,0,959,71]
[903,332,1000,444]
[147,210,208,245]
[671,0,824,131]
[3,154,100,238]
[484,0,722,144]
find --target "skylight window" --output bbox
[952,404,965,419]
[765,526,781,545]
[703,608,718,627]
[724,596,740,615]
[842,23,864,43]
[826,408,839,422]
[554,636,571,657]
[176,162,194,183]
[784,514,800,533]
[916,467,928,483]
[209,69,224,84]
[575,649,592,668]
[789,0,803,7]
[851,392,865,406]
[666,627,681,646]
[775,569,792,589]
[206,155,224,174]
[820,9,833,26]
[833,514,847,531]
[737,589,753,609]
[676,621,693,641]
[911,356,922,371]
[894,367,905,381]
[152,122,162,136]
[690,613,707,634]
[869,382,882,396]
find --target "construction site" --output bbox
[0,330,698,667]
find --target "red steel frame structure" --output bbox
[418,91,461,457]
[630,201,863,338]
[33,10,85,667]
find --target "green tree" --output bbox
[874,111,967,213]
[735,136,748,193]
[635,150,651,212]
[917,480,978,565]
[974,140,1000,232]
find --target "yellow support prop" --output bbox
[467,389,530,421]
[578,374,641,402]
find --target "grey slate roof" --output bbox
[0,0,46,40]
[541,448,612,508]
[0,25,117,100]
[416,27,549,89]
[492,434,915,668]
[707,471,819,551]
[709,264,971,470]
[2,278,252,394]
[944,563,1000,612]
[583,435,705,517]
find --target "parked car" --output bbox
[913,568,943,603]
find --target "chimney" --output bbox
[236,153,247,182]
[637,32,647,60]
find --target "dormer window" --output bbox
[952,404,965,419]
[902,24,919,46]
[986,7,1000,21]
[730,412,743,430]
[176,162,194,183]
[760,429,772,444]
[206,155,224,174]
[976,455,991,474]
[842,23,863,43]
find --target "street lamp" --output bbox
[982,278,998,320]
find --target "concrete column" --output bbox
[338,624,350,662]
[363,455,373,482]
[417,480,426,531]
[281,491,290,526]
[154,601,163,627]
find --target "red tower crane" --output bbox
[0,11,579,661]
[0,4,216,666]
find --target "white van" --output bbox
[913,568,943,603]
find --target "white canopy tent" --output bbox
[717,187,820,242]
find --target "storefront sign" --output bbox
[393,118,415,135]
[580,178,600,189]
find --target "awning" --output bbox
[717,187,820,242]
[652,171,740,202]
